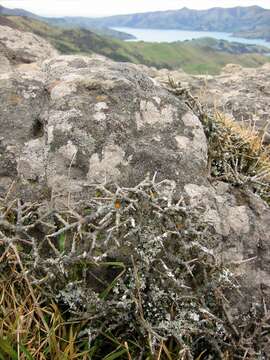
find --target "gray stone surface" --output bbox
[0,53,11,74]
[184,180,270,313]
[143,63,270,143]
[0,54,209,199]
[0,26,269,313]
[0,25,58,64]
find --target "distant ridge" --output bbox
[86,6,270,42]
[0,5,134,40]
[0,4,39,18]
[1,4,270,41]
[1,14,270,75]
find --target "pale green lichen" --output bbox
[1,175,268,359]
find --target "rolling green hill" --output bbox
[122,40,270,74]
[1,15,270,75]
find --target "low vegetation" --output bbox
[205,113,270,203]
[1,82,270,358]
[1,173,270,359]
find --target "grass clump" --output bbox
[0,268,90,359]
[1,175,270,359]
[204,113,270,204]
[168,78,270,205]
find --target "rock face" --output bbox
[0,52,208,200]
[0,26,270,320]
[0,25,58,66]
[144,63,270,143]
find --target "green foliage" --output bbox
[0,339,18,360]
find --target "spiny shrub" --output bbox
[1,176,269,359]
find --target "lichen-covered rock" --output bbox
[146,63,270,144]
[0,28,270,354]
[0,54,208,199]
[0,25,58,64]
[184,180,270,314]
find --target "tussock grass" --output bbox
[205,112,270,205]
[168,78,270,205]
[0,264,90,360]
[206,112,270,177]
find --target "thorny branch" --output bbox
[1,175,269,358]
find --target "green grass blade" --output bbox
[19,344,35,360]
[104,348,127,360]
[58,232,66,252]
[0,339,18,360]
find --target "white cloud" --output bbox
[1,0,270,17]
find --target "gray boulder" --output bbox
[0,28,269,338]
[0,54,208,199]
[0,25,58,65]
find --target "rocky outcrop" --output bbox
[0,52,208,200]
[145,63,270,143]
[0,26,270,337]
[0,25,58,66]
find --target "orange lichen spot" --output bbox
[96,95,107,102]
[114,200,121,209]
[176,223,185,230]
[8,93,22,105]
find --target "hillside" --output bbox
[0,4,39,18]
[0,15,132,60]
[0,4,134,40]
[1,4,270,42]
[43,16,135,40]
[87,6,270,42]
[122,40,270,74]
[1,15,270,75]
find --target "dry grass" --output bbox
[168,78,270,205]
[0,263,90,360]
[205,112,270,204]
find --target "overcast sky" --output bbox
[1,0,270,17]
